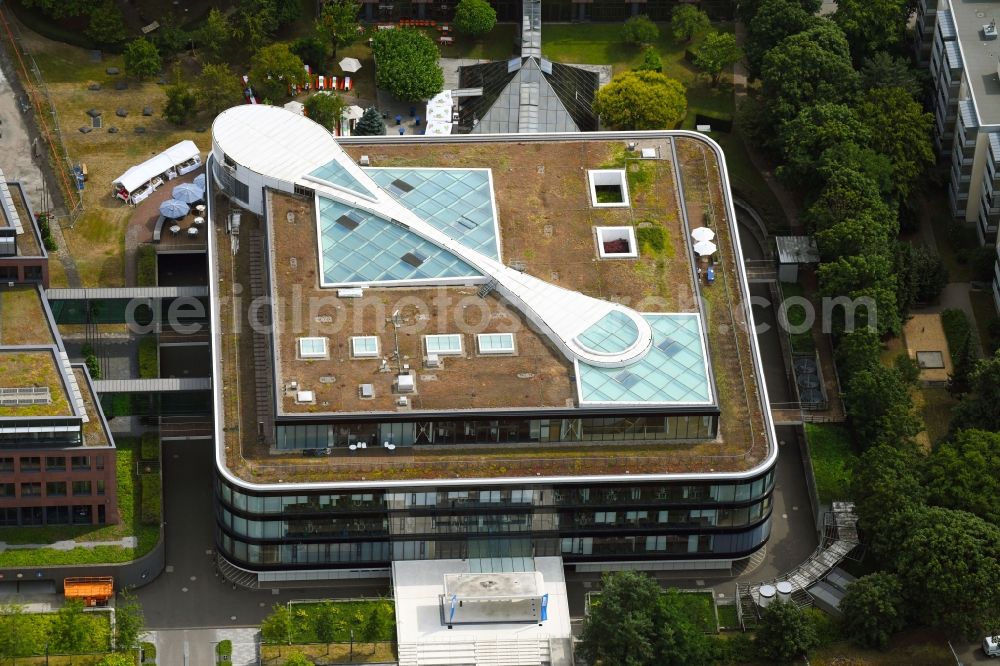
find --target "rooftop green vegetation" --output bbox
[0,287,54,346]
[0,351,72,418]
[0,438,159,566]
[804,423,857,504]
[259,600,396,662]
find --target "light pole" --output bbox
[349,628,354,660]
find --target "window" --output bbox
[20,482,41,498]
[46,482,67,497]
[298,337,328,359]
[594,511,616,524]
[351,336,380,358]
[97,480,105,496]
[424,334,463,356]
[45,456,66,472]
[72,481,91,496]
[0,483,13,498]
[71,456,90,471]
[23,266,42,282]
[20,457,40,473]
[0,458,12,474]
[96,456,105,471]
[477,333,516,355]
[510,489,534,504]
[46,506,69,525]
[588,170,630,208]
[479,490,501,503]
[233,178,249,203]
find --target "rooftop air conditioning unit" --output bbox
[396,374,415,393]
[397,396,409,407]
[359,155,370,166]
[985,19,998,39]
[426,353,440,368]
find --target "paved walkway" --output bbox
[152,627,260,666]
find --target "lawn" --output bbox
[804,423,857,504]
[675,591,718,634]
[0,437,160,566]
[285,601,396,644]
[716,602,739,630]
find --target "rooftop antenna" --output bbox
[390,310,403,374]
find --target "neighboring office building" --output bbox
[0,284,118,527]
[917,0,1000,310]
[208,104,776,585]
[0,171,48,288]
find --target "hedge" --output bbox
[136,245,157,287]
[138,337,158,379]
[941,308,974,366]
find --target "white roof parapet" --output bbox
[213,105,656,368]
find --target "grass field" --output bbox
[270,600,396,644]
[804,423,857,504]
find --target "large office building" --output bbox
[917,0,1000,310]
[207,105,776,585]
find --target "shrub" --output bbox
[216,639,233,656]
[140,432,160,461]
[622,15,659,46]
[138,337,158,379]
[941,309,974,366]
[453,0,497,38]
[136,244,156,287]
[139,473,161,525]
[82,343,101,380]
[634,45,663,72]
[123,38,162,80]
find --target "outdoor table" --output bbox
[195,204,206,214]
[398,127,405,135]
[169,224,181,235]
[187,226,199,237]
[193,216,204,226]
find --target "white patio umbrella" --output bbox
[193,173,206,189]
[339,57,362,73]
[344,105,364,121]
[693,240,718,257]
[691,226,715,242]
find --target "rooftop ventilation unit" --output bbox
[295,390,315,404]
[985,19,998,39]
[396,374,415,393]
[425,353,441,368]
[358,383,375,399]
[359,155,370,166]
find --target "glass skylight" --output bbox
[317,197,482,285]
[364,168,500,259]
[425,334,463,355]
[575,311,640,355]
[298,337,327,359]
[307,159,375,199]
[351,336,380,358]
[477,333,516,354]
[577,314,711,405]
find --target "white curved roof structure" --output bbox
[212,105,656,368]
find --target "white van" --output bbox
[984,635,1000,658]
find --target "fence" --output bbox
[0,5,84,223]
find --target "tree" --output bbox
[857,87,934,202]
[844,364,921,450]
[860,51,923,98]
[951,349,1000,432]
[894,243,947,315]
[622,15,659,46]
[593,70,686,130]
[283,654,313,666]
[123,38,162,81]
[152,16,191,58]
[230,3,274,53]
[371,28,444,101]
[196,64,245,116]
[852,444,927,565]
[291,37,328,70]
[694,31,740,86]
[948,329,977,396]
[736,0,821,23]
[249,43,307,104]
[635,46,663,72]
[817,254,900,336]
[86,1,127,47]
[925,429,1000,524]
[580,572,714,666]
[0,602,44,659]
[839,573,906,648]
[306,92,346,132]
[670,5,710,43]
[313,603,339,643]
[760,20,858,131]
[744,0,820,79]
[114,589,146,653]
[21,0,91,18]
[51,599,89,653]
[354,107,386,136]
[777,103,867,192]
[361,607,389,653]
[833,328,881,384]
[895,506,1000,638]
[316,0,361,59]
[453,0,497,38]
[163,83,197,125]
[754,599,819,663]
[261,604,293,644]
[198,8,231,63]
[833,0,912,61]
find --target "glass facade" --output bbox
[274,413,719,450]
[215,468,774,570]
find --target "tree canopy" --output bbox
[754,599,819,663]
[777,103,868,192]
[744,0,820,79]
[114,589,145,653]
[162,83,197,125]
[839,572,907,648]
[305,92,346,133]
[817,253,900,337]
[593,70,687,130]
[196,64,245,117]
[622,15,660,46]
[51,599,89,653]
[316,0,361,59]
[852,444,927,565]
[371,28,444,101]
[859,51,923,97]
[695,31,741,86]
[86,1,127,47]
[844,364,921,449]
[579,571,714,666]
[453,0,497,38]
[832,0,912,61]
[249,43,307,104]
[950,349,1000,432]
[20,0,91,18]
[123,39,162,81]
[925,429,1000,525]
[354,107,386,136]
[760,20,858,131]
[857,87,934,202]
[198,8,231,63]
[670,5,710,43]
[833,328,882,384]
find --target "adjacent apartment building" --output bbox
[917,0,1000,310]
[0,283,117,527]
[207,105,776,585]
